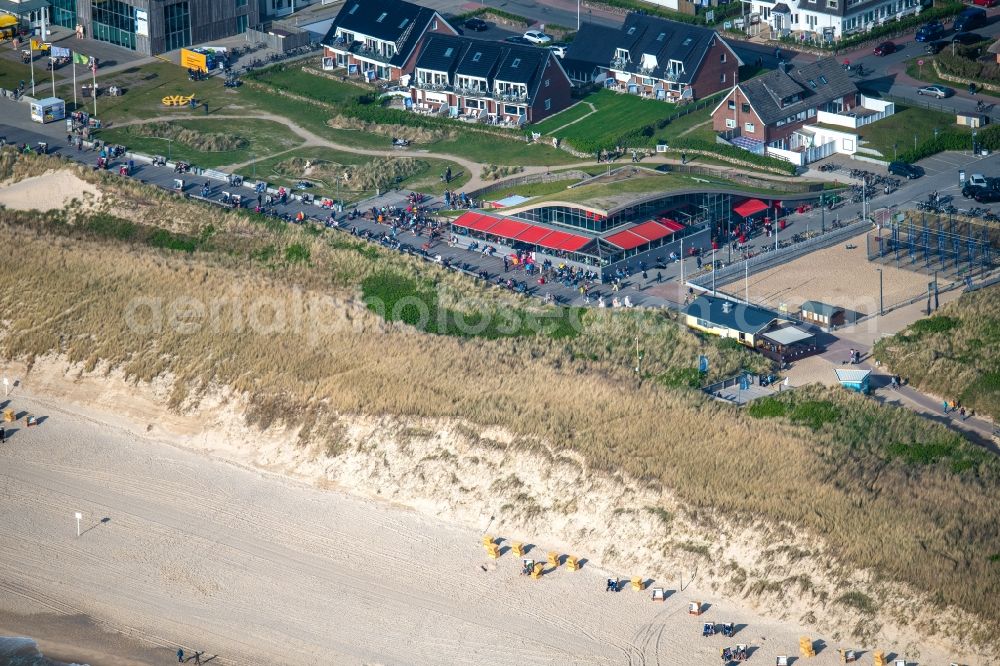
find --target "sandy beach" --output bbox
[0,170,101,212]
[0,378,947,666]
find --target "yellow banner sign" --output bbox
[180,48,207,73]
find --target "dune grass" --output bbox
[875,287,1000,420]
[1,153,998,650]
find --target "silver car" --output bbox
[917,85,953,99]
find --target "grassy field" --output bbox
[859,104,969,159]
[1,154,998,653]
[246,146,470,200]
[529,100,596,135]
[97,118,303,170]
[875,286,1000,420]
[0,153,998,652]
[543,89,674,148]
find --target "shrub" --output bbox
[747,396,788,419]
[657,367,701,389]
[789,400,840,430]
[835,591,877,615]
[671,137,798,175]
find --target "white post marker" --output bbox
[3,376,8,397]
[75,511,83,537]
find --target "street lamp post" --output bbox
[876,268,883,315]
[972,130,978,156]
[251,152,256,180]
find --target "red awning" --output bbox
[604,229,649,250]
[514,226,555,244]
[538,230,590,252]
[658,218,684,232]
[631,220,675,241]
[467,214,502,232]
[451,212,483,229]
[733,198,769,218]
[488,218,532,240]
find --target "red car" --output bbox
[972,0,997,7]
[873,41,896,56]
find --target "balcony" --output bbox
[352,43,394,65]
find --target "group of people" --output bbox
[943,399,971,420]
[443,190,478,209]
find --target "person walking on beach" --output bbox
[943,400,949,414]
[194,651,203,665]
[176,648,184,663]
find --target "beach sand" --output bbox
[0,376,952,666]
[0,170,101,211]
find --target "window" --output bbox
[807,79,816,88]
[399,18,409,29]
[504,104,520,115]
[720,73,726,83]
[432,19,438,30]
[50,0,77,28]
[236,0,247,6]
[544,78,550,87]
[827,0,837,7]
[656,32,666,41]
[236,14,247,33]
[511,58,521,68]
[682,37,692,46]
[726,118,736,128]
[818,75,828,84]
[627,26,636,35]
[444,47,453,57]
[544,98,551,110]
[376,12,387,22]
[728,100,735,109]
[472,52,482,62]
[92,0,136,50]
[614,47,629,62]
[745,122,755,132]
[720,52,726,63]
[741,103,750,113]
[348,3,359,14]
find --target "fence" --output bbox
[688,216,869,288]
[246,25,312,52]
[881,93,1000,126]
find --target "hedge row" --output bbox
[897,125,1000,164]
[936,51,1000,84]
[780,0,963,51]
[670,137,799,175]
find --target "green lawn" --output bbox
[529,101,596,135]
[859,104,969,158]
[97,118,303,169]
[546,89,675,148]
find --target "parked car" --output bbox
[924,40,949,54]
[972,0,998,7]
[915,22,944,42]
[463,17,489,31]
[522,30,553,45]
[954,7,987,32]
[504,35,532,45]
[951,32,984,45]
[548,44,567,58]
[917,84,953,99]
[873,41,896,56]
[968,173,989,188]
[973,188,1000,203]
[888,161,922,179]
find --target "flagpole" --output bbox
[44,10,54,97]
[29,41,35,96]
[72,59,77,109]
[92,60,97,117]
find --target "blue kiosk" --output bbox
[835,368,871,394]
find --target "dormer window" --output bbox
[376,12,387,22]
[614,48,630,62]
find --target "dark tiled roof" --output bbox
[685,295,784,335]
[772,2,792,12]
[321,0,445,68]
[740,57,856,126]
[494,45,545,85]
[564,22,618,70]
[328,0,425,43]
[617,14,719,84]
[456,40,504,78]
[415,34,468,73]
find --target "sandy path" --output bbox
[0,390,880,666]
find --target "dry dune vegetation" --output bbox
[875,286,1000,420]
[1,152,999,654]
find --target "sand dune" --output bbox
[0,170,101,211]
